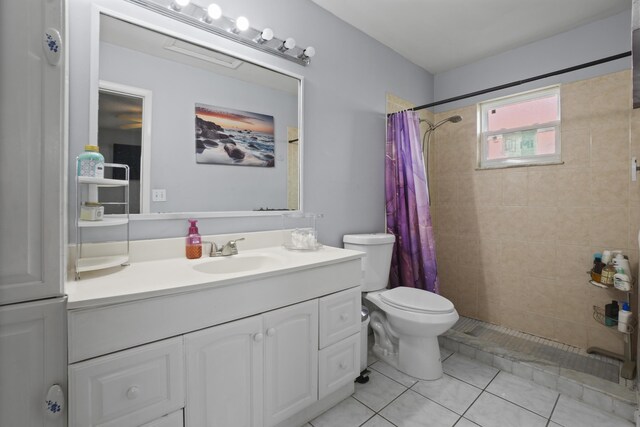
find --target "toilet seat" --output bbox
[380,287,454,314]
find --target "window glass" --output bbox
[479,86,560,168]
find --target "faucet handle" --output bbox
[202,241,219,257]
[225,237,245,255]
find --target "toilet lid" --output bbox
[380,287,455,314]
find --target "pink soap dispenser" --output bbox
[186,219,202,259]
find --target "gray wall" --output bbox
[433,10,632,112]
[68,0,434,246]
[99,41,297,213]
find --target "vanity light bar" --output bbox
[126,0,314,66]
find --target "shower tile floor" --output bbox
[450,317,621,383]
[304,346,634,427]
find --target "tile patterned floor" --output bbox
[304,346,634,427]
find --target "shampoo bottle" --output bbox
[604,300,619,326]
[618,303,632,333]
[186,219,202,259]
[613,254,632,278]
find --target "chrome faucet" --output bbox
[204,238,245,257]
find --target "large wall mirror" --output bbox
[96,14,302,216]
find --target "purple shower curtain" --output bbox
[385,110,439,294]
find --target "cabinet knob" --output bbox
[253,333,264,342]
[44,384,65,418]
[126,386,140,400]
[339,362,347,370]
[340,313,348,321]
[266,328,276,337]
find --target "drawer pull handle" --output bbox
[266,328,276,337]
[339,362,347,370]
[253,333,264,342]
[340,313,348,321]
[126,386,140,400]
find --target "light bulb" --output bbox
[303,46,315,58]
[235,16,250,32]
[260,28,274,42]
[279,37,296,52]
[207,3,222,20]
[170,0,190,11]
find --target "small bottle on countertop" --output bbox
[186,219,202,259]
[618,303,632,333]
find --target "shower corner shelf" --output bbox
[592,305,636,334]
[586,273,636,380]
[74,162,130,280]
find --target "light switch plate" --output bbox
[152,189,166,201]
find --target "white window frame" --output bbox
[478,85,561,169]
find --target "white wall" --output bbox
[99,41,297,213]
[68,0,434,245]
[434,10,632,112]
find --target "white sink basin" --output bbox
[193,254,285,275]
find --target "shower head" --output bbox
[420,115,463,131]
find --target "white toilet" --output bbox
[344,233,459,380]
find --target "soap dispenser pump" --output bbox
[186,219,202,259]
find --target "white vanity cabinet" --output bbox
[67,252,364,427]
[68,337,185,427]
[263,300,319,426]
[185,300,318,427]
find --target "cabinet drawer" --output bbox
[141,410,184,427]
[69,337,185,427]
[318,334,360,400]
[318,287,360,348]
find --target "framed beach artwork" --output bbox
[195,103,276,167]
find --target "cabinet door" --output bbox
[0,298,67,427]
[263,300,318,427]
[0,0,65,304]
[185,316,263,427]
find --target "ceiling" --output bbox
[311,0,631,74]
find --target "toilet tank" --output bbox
[343,233,395,292]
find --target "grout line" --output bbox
[484,369,501,391]
[483,387,558,420]
[454,417,481,426]
[350,394,381,414]
[547,393,561,426]
[367,363,418,388]
[460,386,486,419]
[441,348,455,362]
[357,413,376,427]
[377,413,399,427]
[367,387,411,415]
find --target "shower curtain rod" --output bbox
[389,51,631,116]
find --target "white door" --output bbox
[0,298,67,426]
[0,0,65,304]
[185,316,263,427]
[263,300,318,427]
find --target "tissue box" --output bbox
[282,213,322,250]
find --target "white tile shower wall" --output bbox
[431,70,639,357]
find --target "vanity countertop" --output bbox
[66,244,364,310]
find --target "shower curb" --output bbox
[439,330,638,422]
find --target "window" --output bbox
[478,86,560,169]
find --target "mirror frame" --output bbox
[88,2,304,219]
